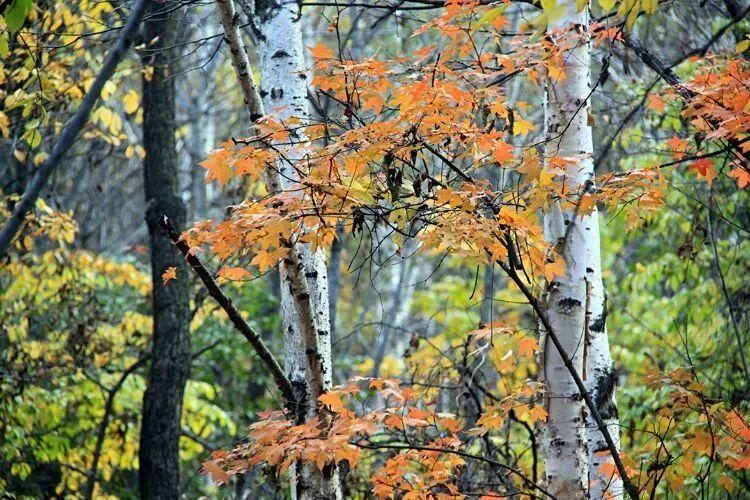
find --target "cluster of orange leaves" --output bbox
[650,57,750,188]
[189,2,666,286]
[201,373,546,497]
[638,367,750,492]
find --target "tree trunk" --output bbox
[540,1,620,497]
[217,0,339,495]
[138,2,191,498]
[253,1,339,497]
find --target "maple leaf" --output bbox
[690,430,713,454]
[688,158,717,184]
[517,157,542,181]
[518,337,539,357]
[200,149,233,185]
[647,94,666,112]
[513,118,535,136]
[729,166,750,188]
[319,391,347,414]
[666,136,688,159]
[217,267,251,281]
[203,461,229,484]
[528,405,548,423]
[492,141,514,164]
[308,43,334,60]
[161,266,177,285]
[543,259,566,282]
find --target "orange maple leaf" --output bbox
[528,405,548,423]
[200,149,233,185]
[217,267,252,281]
[729,166,750,189]
[647,94,666,112]
[162,266,177,284]
[689,158,717,184]
[492,141,514,164]
[308,42,334,60]
[666,136,688,159]
[518,337,540,357]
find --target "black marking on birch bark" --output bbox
[270,88,284,99]
[291,379,309,423]
[594,364,618,420]
[590,291,608,332]
[259,89,268,98]
[305,270,318,279]
[272,50,291,59]
[557,297,582,314]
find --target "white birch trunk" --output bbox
[254,1,339,498]
[216,0,339,497]
[540,1,594,497]
[542,2,622,497]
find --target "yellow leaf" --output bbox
[162,266,177,284]
[599,0,616,11]
[513,118,535,136]
[123,89,139,114]
[735,39,750,54]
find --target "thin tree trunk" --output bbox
[138,2,192,498]
[540,1,601,496]
[254,2,338,496]
[217,0,340,496]
[370,230,419,378]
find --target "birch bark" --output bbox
[540,1,620,497]
[216,0,339,497]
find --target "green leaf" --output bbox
[599,0,617,11]
[0,33,8,58]
[472,5,508,32]
[4,0,34,34]
[22,127,41,149]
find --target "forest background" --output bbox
[0,0,749,498]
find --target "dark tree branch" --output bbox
[159,215,297,407]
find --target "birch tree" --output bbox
[541,1,621,497]
[216,0,340,496]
